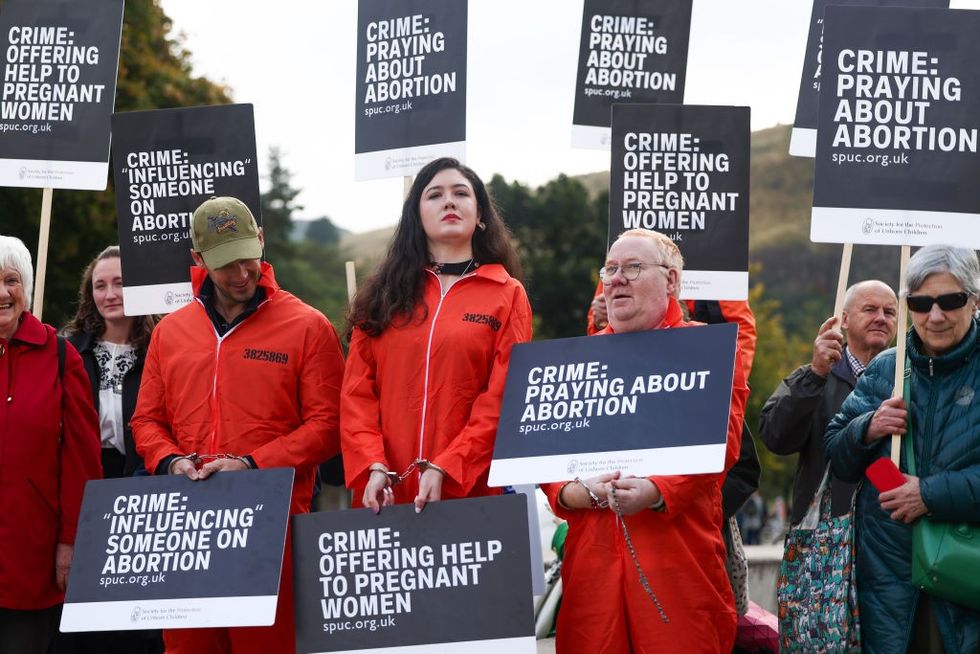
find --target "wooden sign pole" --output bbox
[33,188,54,321]
[890,245,911,466]
[832,243,854,327]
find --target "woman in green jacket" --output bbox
[826,244,980,653]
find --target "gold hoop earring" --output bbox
[477,222,486,231]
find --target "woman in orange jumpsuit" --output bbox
[342,157,532,512]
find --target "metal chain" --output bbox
[609,486,669,624]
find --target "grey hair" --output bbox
[613,229,685,296]
[903,245,980,298]
[0,236,34,309]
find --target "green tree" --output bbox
[746,272,812,502]
[491,174,607,340]
[1,0,231,328]
[257,150,349,330]
[260,147,301,263]
[306,217,341,246]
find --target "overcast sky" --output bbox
[160,0,979,233]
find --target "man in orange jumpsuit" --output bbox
[545,229,749,653]
[132,197,345,654]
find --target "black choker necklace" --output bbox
[430,259,477,275]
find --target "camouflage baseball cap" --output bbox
[190,196,262,269]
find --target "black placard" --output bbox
[571,0,691,149]
[489,323,737,487]
[62,468,294,631]
[293,495,534,654]
[354,0,467,180]
[0,0,123,189]
[608,104,749,300]
[111,104,261,315]
[788,0,949,157]
[811,6,980,247]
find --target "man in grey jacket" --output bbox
[759,280,897,524]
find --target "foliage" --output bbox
[745,272,812,502]
[306,217,341,246]
[1,0,231,329]
[260,147,303,264]
[257,151,349,331]
[490,174,606,340]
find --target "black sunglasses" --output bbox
[906,292,971,313]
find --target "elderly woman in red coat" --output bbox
[0,236,102,653]
[545,229,749,653]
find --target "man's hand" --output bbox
[865,396,908,443]
[558,471,620,510]
[607,477,661,516]
[811,316,845,377]
[55,543,73,591]
[197,457,249,480]
[592,295,608,330]
[170,457,199,480]
[880,475,928,523]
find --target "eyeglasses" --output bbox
[906,292,971,313]
[598,262,668,282]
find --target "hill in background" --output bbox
[335,124,905,336]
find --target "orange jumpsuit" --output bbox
[545,297,749,653]
[342,264,532,504]
[133,263,345,654]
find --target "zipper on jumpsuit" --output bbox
[416,270,475,480]
[195,296,269,455]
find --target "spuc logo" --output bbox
[131,606,142,623]
[566,459,579,475]
[164,291,175,306]
[18,167,27,180]
[862,218,875,235]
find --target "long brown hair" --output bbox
[65,246,157,352]
[347,158,522,339]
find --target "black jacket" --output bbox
[67,331,147,478]
[758,356,858,524]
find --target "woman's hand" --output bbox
[865,396,908,443]
[414,468,444,513]
[364,469,393,514]
[879,475,928,523]
[55,543,73,591]
[558,471,620,510]
[607,477,661,516]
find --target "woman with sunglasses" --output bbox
[826,244,980,653]
[342,158,532,513]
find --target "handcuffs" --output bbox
[369,459,446,491]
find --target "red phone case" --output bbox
[866,457,906,492]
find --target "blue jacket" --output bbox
[825,318,980,653]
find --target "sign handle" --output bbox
[832,243,854,326]
[403,175,413,201]
[890,245,911,466]
[33,187,54,321]
[345,261,357,303]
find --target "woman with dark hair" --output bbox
[342,157,532,513]
[64,245,156,479]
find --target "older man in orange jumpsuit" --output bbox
[545,229,749,653]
